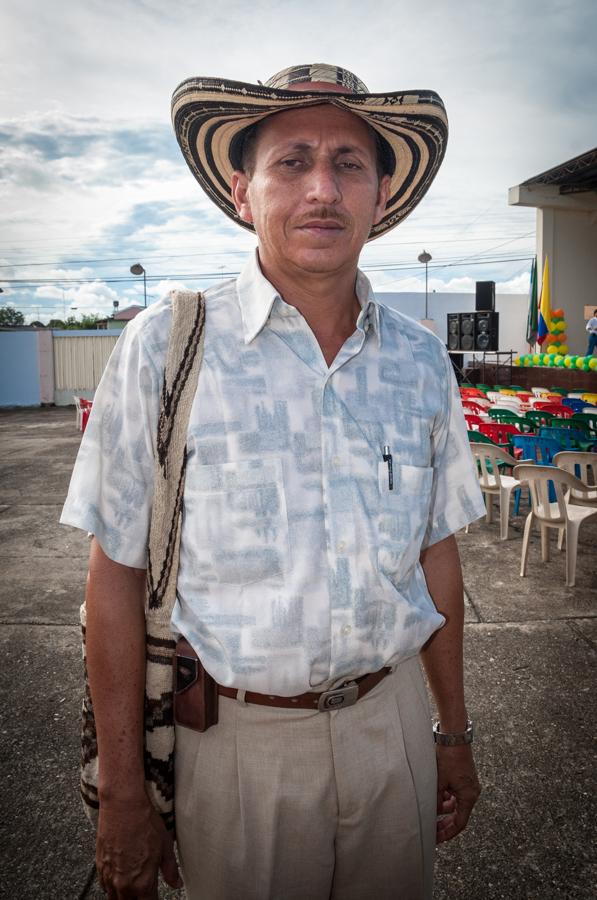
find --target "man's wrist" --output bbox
[433,718,474,746]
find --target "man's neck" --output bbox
[257,253,362,367]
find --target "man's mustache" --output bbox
[295,208,351,228]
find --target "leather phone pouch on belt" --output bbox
[173,637,219,732]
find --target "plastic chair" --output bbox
[462,400,486,414]
[489,409,525,425]
[510,434,561,465]
[513,464,597,587]
[470,443,531,540]
[531,387,550,398]
[460,388,486,399]
[464,413,484,430]
[534,402,572,417]
[548,418,596,452]
[549,387,568,396]
[525,409,554,430]
[478,423,522,453]
[538,426,588,451]
[468,429,497,445]
[73,396,84,431]
[554,451,597,509]
[561,398,591,413]
[572,412,597,437]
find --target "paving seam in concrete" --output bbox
[465,615,597,626]
[463,585,483,622]
[0,620,80,627]
[565,619,597,652]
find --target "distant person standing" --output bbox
[586,309,597,355]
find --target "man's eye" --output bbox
[280,158,303,168]
[339,161,361,170]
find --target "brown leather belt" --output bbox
[218,667,393,712]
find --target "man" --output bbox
[586,308,597,356]
[62,64,485,899]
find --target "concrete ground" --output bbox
[0,406,595,900]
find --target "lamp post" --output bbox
[417,250,432,320]
[130,263,147,308]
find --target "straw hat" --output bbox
[171,63,448,241]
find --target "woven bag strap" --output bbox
[145,290,205,623]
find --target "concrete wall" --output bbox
[0,331,41,406]
[378,291,528,362]
[537,207,597,356]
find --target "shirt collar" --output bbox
[236,249,382,347]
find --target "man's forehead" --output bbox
[255,103,375,146]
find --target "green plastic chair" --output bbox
[572,412,597,437]
[549,418,596,452]
[489,409,524,424]
[525,409,554,430]
[549,387,568,396]
[476,384,491,393]
[467,429,497,445]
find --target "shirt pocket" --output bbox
[377,463,434,586]
[183,457,290,586]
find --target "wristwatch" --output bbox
[433,718,474,746]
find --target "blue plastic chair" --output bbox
[562,397,595,413]
[511,435,562,501]
[511,434,562,465]
[538,425,596,453]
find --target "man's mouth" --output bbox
[298,220,345,233]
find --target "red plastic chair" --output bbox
[464,413,484,430]
[460,388,486,399]
[534,402,573,418]
[478,423,522,447]
[462,400,486,414]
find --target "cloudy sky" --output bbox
[1,0,595,321]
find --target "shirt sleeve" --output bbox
[421,348,486,548]
[60,317,164,568]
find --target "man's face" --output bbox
[231,104,390,279]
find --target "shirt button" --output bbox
[341,624,352,636]
[336,541,346,553]
[331,456,341,467]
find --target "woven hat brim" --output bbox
[171,78,448,241]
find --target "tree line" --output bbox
[0,308,102,329]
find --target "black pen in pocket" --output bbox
[382,445,394,490]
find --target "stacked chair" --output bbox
[459,381,596,586]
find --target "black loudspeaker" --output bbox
[459,313,476,351]
[474,311,499,351]
[475,281,495,311]
[447,313,460,350]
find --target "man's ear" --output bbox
[231,171,253,223]
[372,174,391,226]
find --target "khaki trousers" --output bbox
[175,655,437,900]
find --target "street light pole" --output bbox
[417,250,432,319]
[130,263,147,308]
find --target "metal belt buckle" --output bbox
[318,682,359,712]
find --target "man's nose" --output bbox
[305,161,342,205]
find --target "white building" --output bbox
[509,147,597,356]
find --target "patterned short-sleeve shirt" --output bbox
[61,251,485,695]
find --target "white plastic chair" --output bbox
[469,443,532,540]
[513,464,597,587]
[553,451,597,509]
[73,395,84,431]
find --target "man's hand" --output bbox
[435,744,481,843]
[96,796,182,898]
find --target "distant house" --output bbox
[96,304,144,331]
